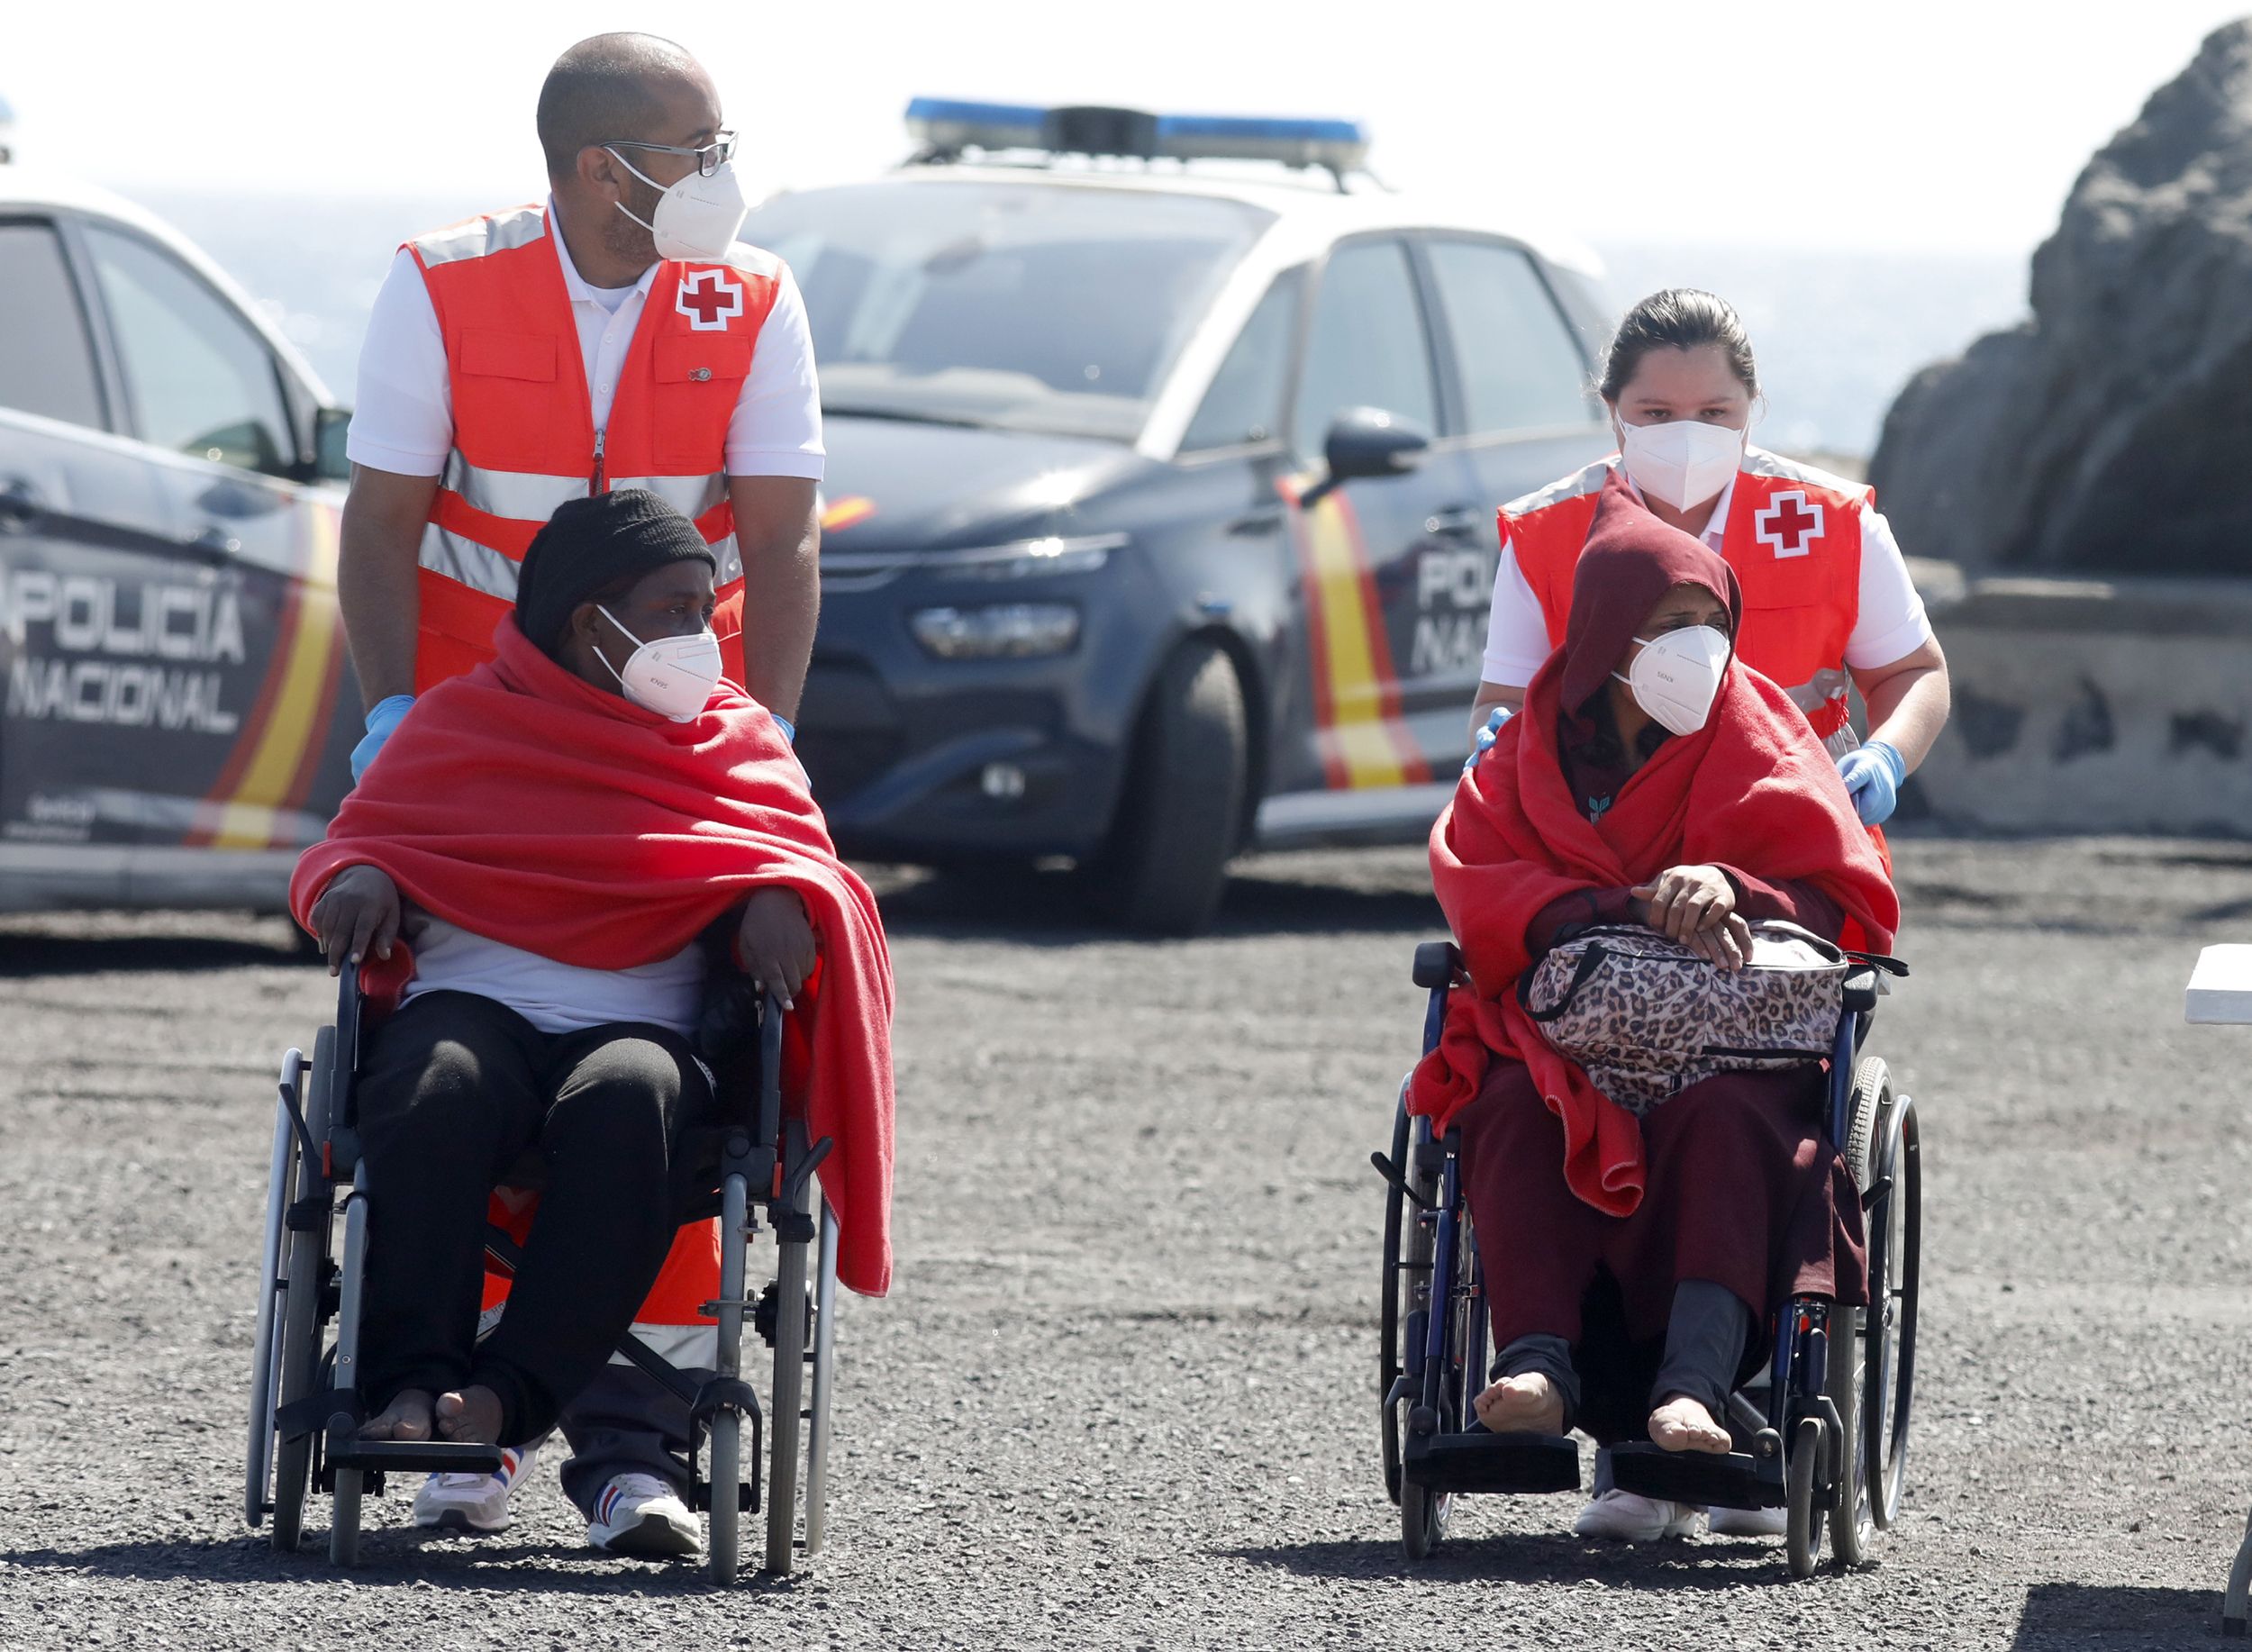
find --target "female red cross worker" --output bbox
[1469,289,1951,841]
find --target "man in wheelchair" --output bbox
[1411,476,1899,1542]
[291,491,893,1487]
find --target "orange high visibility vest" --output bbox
[406,203,780,1346]
[1502,449,1867,756]
[404,203,783,692]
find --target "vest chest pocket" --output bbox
[453,330,563,474]
[651,333,753,471]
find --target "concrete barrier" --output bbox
[1904,564,2252,835]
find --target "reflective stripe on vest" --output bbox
[1503,451,1867,747]
[404,203,781,687]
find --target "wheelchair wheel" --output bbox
[1378,1091,1412,1506]
[328,1156,372,1567]
[707,1169,749,1585]
[329,1470,363,1566]
[1403,1150,1479,1562]
[803,1189,840,1558]
[271,1028,339,1553]
[1784,1413,1825,1580]
[1864,1090,1921,1529]
[765,1171,813,1575]
[245,1051,303,1529]
[1829,1300,1873,1567]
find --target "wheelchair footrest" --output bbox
[325,1439,507,1475]
[1609,1442,1784,1509]
[1403,1428,1580,1494]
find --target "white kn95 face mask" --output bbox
[606,150,749,263]
[595,606,723,722]
[1613,624,1731,736]
[1616,415,1744,512]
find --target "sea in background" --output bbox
[133,186,2031,462]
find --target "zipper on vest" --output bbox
[590,431,607,495]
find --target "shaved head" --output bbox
[537,32,706,183]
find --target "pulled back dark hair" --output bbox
[1597,288,1757,404]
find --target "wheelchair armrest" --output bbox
[1412,940,1463,990]
[1842,967,1881,1013]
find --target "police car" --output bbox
[753,101,1614,931]
[0,166,357,914]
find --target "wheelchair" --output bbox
[1375,939,1921,1579]
[243,958,840,1583]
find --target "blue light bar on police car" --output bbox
[904,97,1369,176]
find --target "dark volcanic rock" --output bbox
[1871,21,2252,574]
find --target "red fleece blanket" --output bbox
[1411,657,1898,1219]
[292,618,895,1295]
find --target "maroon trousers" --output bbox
[1457,1057,1866,1426]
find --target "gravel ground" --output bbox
[2,833,2250,1649]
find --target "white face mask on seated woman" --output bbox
[1614,625,1731,736]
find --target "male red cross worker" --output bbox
[1469,289,1951,867]
[336,32,822,1556]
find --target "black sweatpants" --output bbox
[354,990,714,1446]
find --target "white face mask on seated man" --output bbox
[594,605,724,722]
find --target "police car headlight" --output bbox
[911,603,1080,659]
[931,532,1125,580]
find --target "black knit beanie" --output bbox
[515,489,718,653]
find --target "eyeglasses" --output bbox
[601,130,738,178]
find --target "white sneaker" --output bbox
[412,1442,539,1533]
[587,1472,703,1557]
[1573,1488,1701,1541]
[1708,1503,1789,1539]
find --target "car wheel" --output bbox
[1085,639,1247,936]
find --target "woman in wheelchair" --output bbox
[1412,474,1898,1539]
[291,489,893,1455]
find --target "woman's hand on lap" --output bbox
[1630,864,1750,971]
[737,887,817,1010]
[309,865,402,976]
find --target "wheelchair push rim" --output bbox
[243,1051,303,1529]
[1378,1090,1414,1507]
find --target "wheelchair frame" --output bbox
[244,966,840,1583]
[1376,939,1921,1578]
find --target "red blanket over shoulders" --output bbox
[1410,654,1898,1219]
[292,618,895,1295]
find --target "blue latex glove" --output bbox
[350,694,415,784]
[1464,703,1512,774]
[1836,739,1905,827]
[772,713,795,744]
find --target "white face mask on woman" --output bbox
[1616,415,1744,512]
[595,606,723,722]
[1613,624,1731,736]
[605,150,749,262]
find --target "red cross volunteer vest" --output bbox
[406,203,783,693]
[1501,449,1867,755]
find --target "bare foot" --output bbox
[1473,1372,1566,1435]
[360,1388,432,1440]
[434,1384,504,1444]
[1648,1393,1733,1454]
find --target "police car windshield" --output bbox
[743,180,1272,441]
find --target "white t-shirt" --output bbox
[1479,458,1933,689]
[402,915,706,1039]
[347,196,825,483]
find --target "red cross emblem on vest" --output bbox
[676,268,744,332]
[1754,489,1824,559]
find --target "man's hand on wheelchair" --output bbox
[736,887,817,1012]
[1629,863,1751,973]
[308,864,403,977]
